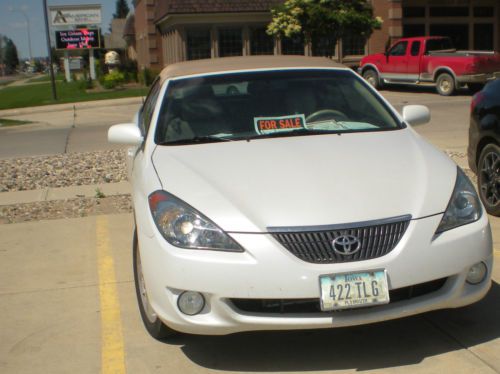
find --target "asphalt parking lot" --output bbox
[0,87,499,373]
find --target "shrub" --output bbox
[139,67,159,86]
[76,70,94,90]
[120,60,138,83]
[102,71,125,89]
[95,59,103,79]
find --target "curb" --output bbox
[0,181,131,206]
[0,96,144,118]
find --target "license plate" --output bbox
[319,270,390,311]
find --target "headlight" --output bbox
[148,190,243,252]
[436,167,482,234]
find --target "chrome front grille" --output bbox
[270,216,411,264]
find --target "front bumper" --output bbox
[457,72,500,84]
[138,212,493,335]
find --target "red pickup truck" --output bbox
[358,36,500,96]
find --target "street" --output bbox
[0,89,499,373]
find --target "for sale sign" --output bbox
[55,29,101,50]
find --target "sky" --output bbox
[0,0,132,59]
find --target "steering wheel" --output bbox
[306,109,349,123]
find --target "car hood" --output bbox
[152,129,456,232]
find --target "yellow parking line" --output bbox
[96,215,126,374]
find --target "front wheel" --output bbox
[436,73,455,96]
[477,143,500,216]
[362,69,382,90]
[133,230,178,339]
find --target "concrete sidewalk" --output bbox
[0,181,131,206]
[0,96,143,118]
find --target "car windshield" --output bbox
[155,69,402,145]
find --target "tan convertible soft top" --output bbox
[159,55,346,83]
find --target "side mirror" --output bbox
[402,105,430,126]
[108,123,144,145]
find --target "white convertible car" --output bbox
[108,56,493,338]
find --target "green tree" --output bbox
[113,0,130,19]
[267,0,383,57]
[3,37,19,73]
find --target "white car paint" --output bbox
[109,66,493,336]
[151,130,456,232]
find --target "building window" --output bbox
[474,24,494,50]
[403,7,425,18]
[430,7,468,17]
[186,29,211,60]
[474,7,494,18]
[218,28,243,57]
[312,36,336,57]
[342,34,366,56]
[403,24,425,38]
[281,35,304,55]
[430,24,468,50]
[250,27,274,55]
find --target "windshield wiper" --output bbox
[159,135,234,145]
[245,128,339,141]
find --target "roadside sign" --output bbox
[55,29,101,50]
[49,5,102,26]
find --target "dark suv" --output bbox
[468,79,500,216]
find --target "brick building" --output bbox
[129,0,499,71]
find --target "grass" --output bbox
[0,118,34,127]
[26,73,65,83]
[0,80,148,110]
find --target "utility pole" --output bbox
[43,0,57,100]
[0,35,4,76]
[20,10,33,63]
[9,8,32,63]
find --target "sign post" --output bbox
[89,50,96,80]
[43,0,57,100]
[63,51,71,82]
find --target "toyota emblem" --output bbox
[332,234,361,256]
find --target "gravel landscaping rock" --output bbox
[445,150,476,182]
[0,195,132,224]
[0,149,127,192]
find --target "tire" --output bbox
[362,69,382,90]
[468,83,484,94]
[436,73,455,96]
[133,230,178,339]
[477,143,500,216]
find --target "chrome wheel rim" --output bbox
[136,249,158,323]
[480,151,500,207]
[440,79,451,93]
[365,74,376,87]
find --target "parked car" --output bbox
[468,79,500,216]
[109,56,492,338]
[359,36,500,96]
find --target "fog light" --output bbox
[466,262,487,285]
[177,291,205,315]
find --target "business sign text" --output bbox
[50,6,102,26]
[55,29,101,50]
